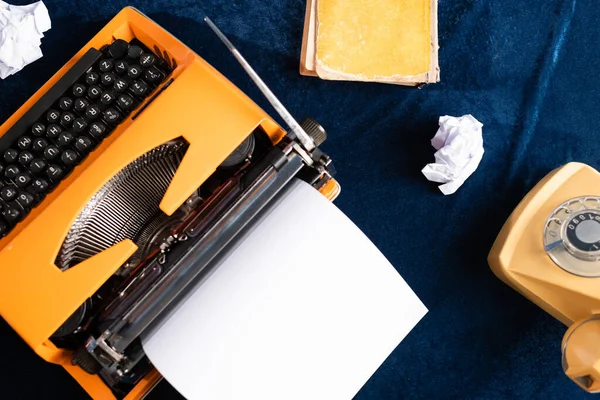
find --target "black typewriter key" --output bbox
[100,91,116,105]
[114,77,129,93]
[47,109,60,123]
[127,65,142,79]
[87,85,102,100]
[4,165,19,180]
[61,150,78,166]
[108,39,129,59]
[130,80,149,97]
[3,206,21,224]
[116,94,135,111]
[18,152,33,166]
[114,60,128,75]
[139,53,156,68]
[85,72,100,85]
[101,72,115,87]
[75,136,93,153]
[1,185,18,202]
[85,105,101,120]
[103,108,121,124]
[0,165,4,177]
[0,218,7,236]
[17,136,32,150]
[128,45,143,59]
[57,132,75,147]
[15,172,32,188]
[99,59,114,72]
[144,66,163,83]
[73,83,87,97]
[31,122,45,136]
[60,112,75,127]
[32,178,49,193]
[3,149,18,163]
[46,165,64,181]
[46,124,62,139]
[16,192,35,209]
[30,159,47,174]
[74,98,90,113]
[43,145,61,161]
[89,121,107,138]
[72,118,87,133]
[32,138,48,153]
[59,96,74,111]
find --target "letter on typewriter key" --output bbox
[74,98,89,113]
[4,165,20,180]
[32,138,48,153]
[60,112,75,127]
[17,136,32,150]
[101,73,115,87]
[72,83,87,97]
[31,122,45,137]
[46,109,60,123]
[100,91,116,106]
[18,152,33,166]
[43,145,61,161]
[87,85,102,100]
[59,97,73,111]
[15,173,31,188]
[86,72,99,85]
[57,132,74,147]
[114,60,128,75]
[99,59,114,72]
[72,118,87,133]
[1,185,18,202]
[85,105,101,120]
[30,159,47,174]
[114,77,129,93]
[46,124,62,139]
[127,65,142,79]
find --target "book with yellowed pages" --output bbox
[300,0,440,86]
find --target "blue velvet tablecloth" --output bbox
[0,0,598,399]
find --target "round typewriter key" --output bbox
[0,165,4,177]
[43,145,61,161]
[99,59,114,72]
[0,219,7,236]
[57,132,74,147]
[46,124,62,139]
[72,118,87,133]
[59,97,73,111]
[32,178,49,193]
[127,65,142,79]
[72,83,87,97]
[116,94,134,111]
[108,39,129,59]
[4,165,19,179]
[114,77,129,93]
[85,72,100,85]
[31,122,46,136]
[61,150,78,166]
[16,192,34,209]
[3,206,21,223]
[89,121,107,138]
[87,85,102,100]
[74,98,90,113]
[139,53,156,67]
[103,108,121,124]
[46,109,60,123]
[30,159,47,174]
[15,172,31,188]
[101,72,115,86]
[85,105,101,120]
[114,60,128,75]
[18,151,33,166]
[144,66,162,83]
[128,45,143,59]
[46,165,64,181]
[100,91,116,105]
[130,80,149,97]
[32,138,48,153]
[1,185,18,202]
[3,149,18,163]
[75,136,93,153]
[60,112,75,127]
[17,136,32,150]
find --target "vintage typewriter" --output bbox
[0,7,339,399]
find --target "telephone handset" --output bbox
[489,162,600,393]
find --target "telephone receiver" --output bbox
[489,162,600,393]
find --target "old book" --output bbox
[300,0,440,86]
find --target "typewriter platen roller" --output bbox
[0,7,339,400]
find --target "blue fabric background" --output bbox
[0,0,597,399]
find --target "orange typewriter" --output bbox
[0,7,339,399]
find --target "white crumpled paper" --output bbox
[421,114,484,195]
[0,0,51,79]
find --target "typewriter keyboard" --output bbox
[0,39,171,238]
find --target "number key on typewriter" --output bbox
[46,165,64,181]
[75,136,93,153]
[116,94,135,112]
[89,121,107,139]
[18,151,33,166]
[103,108,121,124]
[61,150,78,166]
[144,66,163,84]
[31,178,49,193]
[16,192,35,209]
[130,80,149,97]
[1,185,18,202]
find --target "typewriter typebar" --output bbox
[0,7,340,400]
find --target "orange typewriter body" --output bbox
[0,7,339,399]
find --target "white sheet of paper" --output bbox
[142,179,427,400]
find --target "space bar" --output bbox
[0,48,102,153]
